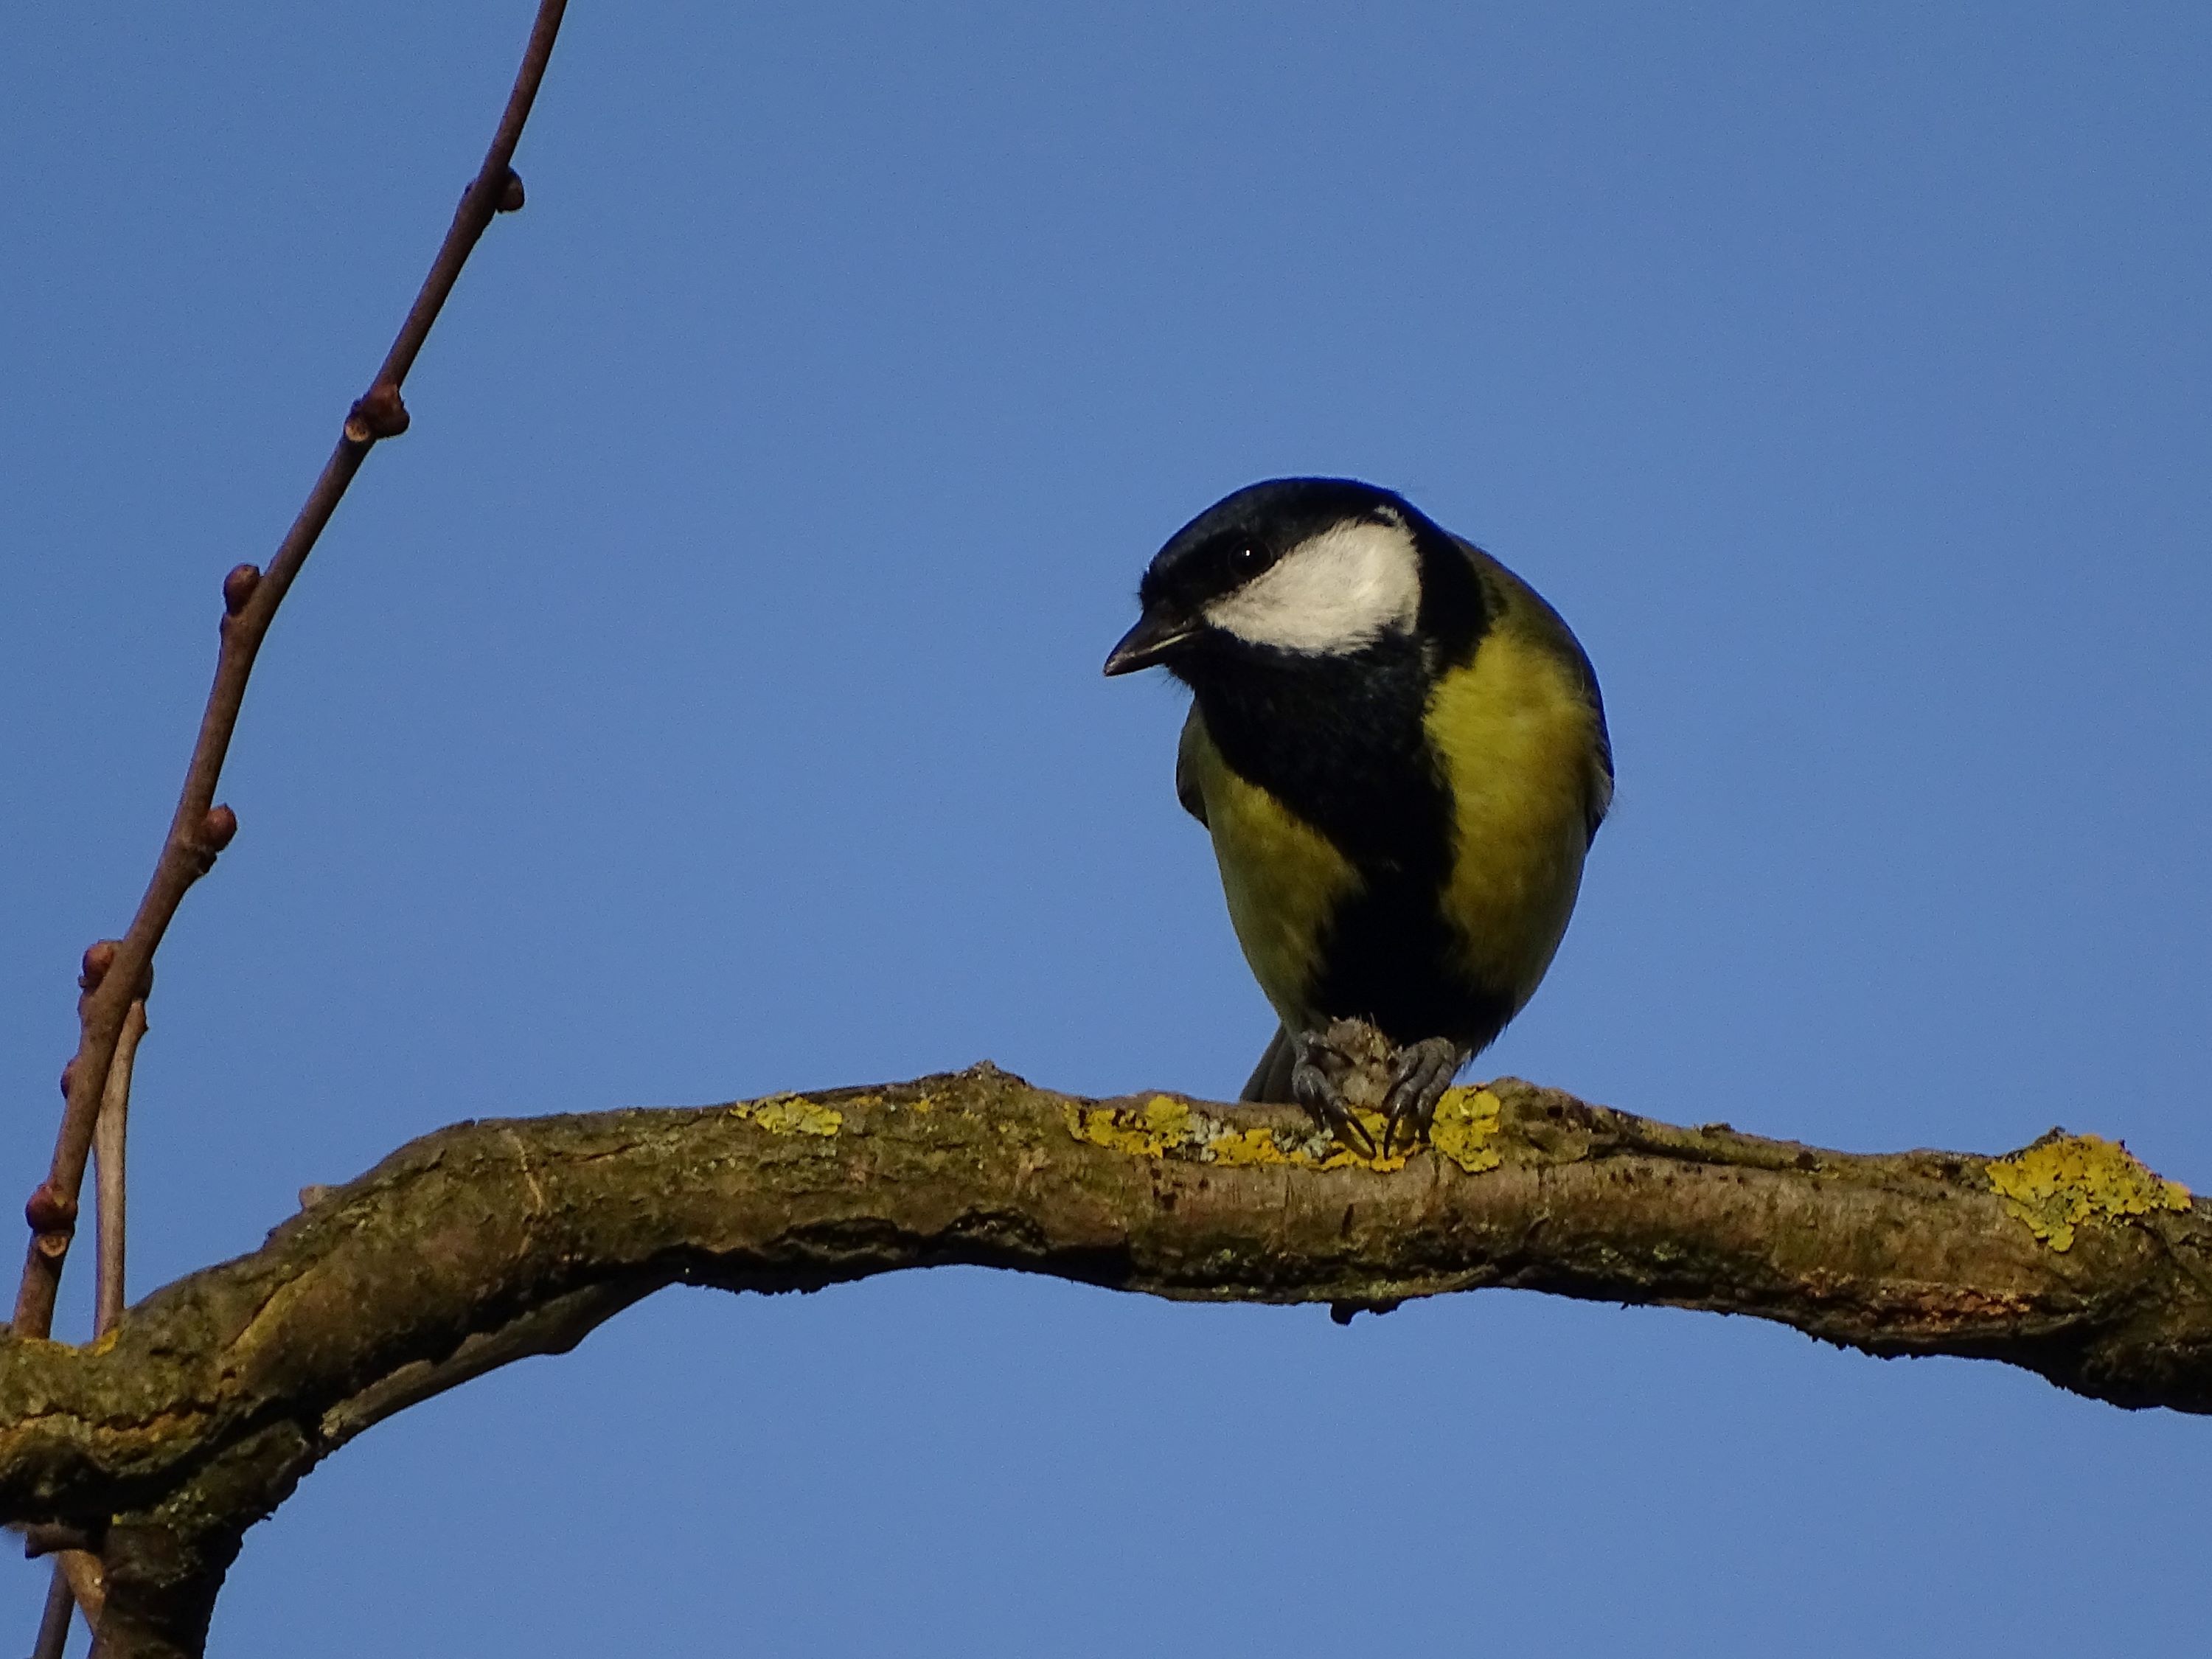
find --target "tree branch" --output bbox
[0,1068,2202,1654]
[13,0,568,1343]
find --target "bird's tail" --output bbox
[1240,1026,1297,1104]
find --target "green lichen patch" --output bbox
[1065,1088,1509,1175]
[1986,1133,2190,1251]
[734,1096,844,1138]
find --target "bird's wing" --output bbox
[1557,628,1613,844]
[1459,539,1614,846]
[1175,704,1209,828]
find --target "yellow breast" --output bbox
[1180,712,1358,1029]
[1424,622,1604,1009]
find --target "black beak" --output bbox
[1103,608,1199,676]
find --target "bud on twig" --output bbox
[344,383,410,445]
[79,940,117,992]
[25,1183,77,1236]
[183,803,238,879]
[60,1059,76,1100]
[223,563,262,616]
[498,167,526,213]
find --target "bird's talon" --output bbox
[1291,1038,1377,1157]
[1381,1037,1464,1155]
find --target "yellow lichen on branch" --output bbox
[1430,1088,1503,1173]
[1985,1132,2191,1251]
[733,1096,845,1137]
[1062,1086,1505,1175]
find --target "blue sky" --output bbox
[4,4,2209,1653]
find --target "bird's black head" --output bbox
[1105,478,1464,679]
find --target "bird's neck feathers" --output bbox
[1203,518,1422,656]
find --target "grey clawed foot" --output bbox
[1382,1037,1464,1157]
[1290,1031,1377,1158]
[1290,1025,1467,1159]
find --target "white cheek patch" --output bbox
[1204,518,1422,654]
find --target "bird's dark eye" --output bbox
[1231,542,1273,577]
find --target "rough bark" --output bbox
[2,1067,2205,1655]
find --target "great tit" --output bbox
[1105,478,1611,1154]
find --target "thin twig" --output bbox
[13,0,569,1340]
[91,1002,144,1339]
[27,1554,104,1659]
[28,1002,145,1659]
[18,7,568,1652]
[29,1565,73,1659]
[58,1557,100,1629]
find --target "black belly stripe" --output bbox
[1312,872,1518,1050]
[1186,628,1516,1050]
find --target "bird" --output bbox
[1105,478,1612,1155]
